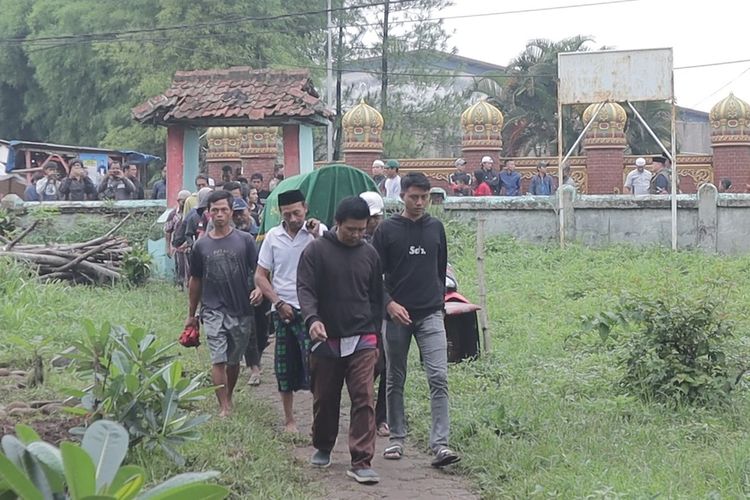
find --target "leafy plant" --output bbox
[0,420,228,499]
[64,321,212,464]
[121,247,152,286]
[582,285,739,406]
[0,207,17,237]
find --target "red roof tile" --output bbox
[132,67,332,127]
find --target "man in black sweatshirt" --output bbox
[372,172,460,468]
[297,196,384,485]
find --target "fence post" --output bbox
[697,182,718,253]
[476,216,490,354]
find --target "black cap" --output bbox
[653,155,668,164]
[278,189,305,207]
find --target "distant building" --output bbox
[677,106,711,154]
[337,50,710,156]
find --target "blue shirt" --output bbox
[152,179,167,199]
[530,174,555,195]
[499,171,522,196]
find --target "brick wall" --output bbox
[343,151,382,175]
[712,145,750,192]
[584,147,626,194]
[460,149,502,177]
[241,155,277,190]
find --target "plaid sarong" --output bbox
[273,309,311,392]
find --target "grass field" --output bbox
[0,264,311,499]
[3,226,750,498]
[404,225,750,498]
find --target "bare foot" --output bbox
[284,422,299,434]
[219,405,232,418]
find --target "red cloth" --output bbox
[474,182,492,196]
[179,324,200,347]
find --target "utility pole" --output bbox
[326,0,334,162]
[381,0,389,119]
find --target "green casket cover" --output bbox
[258,164,379,240]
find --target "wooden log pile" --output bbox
[0,214,133,285]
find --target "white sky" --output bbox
[439,0,750,112]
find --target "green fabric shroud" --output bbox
[258,164,379,241]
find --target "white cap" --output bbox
[372,160,385,168]
[454,158,466,167]
[481,156,494,164]
[359,191,384,216]
[635,157,646,167]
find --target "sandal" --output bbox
[377,423,390,437]
[431,448,461,468]
[383,443,403,460]
[247,373,261,386]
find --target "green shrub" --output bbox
[0,420,228,499]
[0,207,17,237]
[64,321,213,464]
[582,285,738,406]
[122,247,153,286]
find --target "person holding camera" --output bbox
[36,163,62,201]
[97,160,135,201]
[60,159,97,201]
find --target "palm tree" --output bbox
[623,100,672,155]
[472,36,594,156]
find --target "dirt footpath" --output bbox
[250,345,478,500]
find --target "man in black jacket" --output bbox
[59,159,96,201]
[297,196,383,484]
[372,172,460,468]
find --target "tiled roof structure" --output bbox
[132,67,331,127]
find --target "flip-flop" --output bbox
[431,448,461,467]
[377,423,390,437]
[383,444,403,460]
[247,373,261,386]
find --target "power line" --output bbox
[691,65,750,108]
[16,0,637,49]
[675,58,750,70]
[0,0,420,45]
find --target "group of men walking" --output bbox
[186,171,460,485]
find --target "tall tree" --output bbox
[474,36,593,156]
[381,0,390,118]
[2,0,328,155]
[368,0,458,157]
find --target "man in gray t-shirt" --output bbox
[188,190,262,417]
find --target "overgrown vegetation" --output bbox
[401,227,750,498]
[0,208,17,237]
[582,286,739,406]
[121,247,153,286]
[8,224,750,497]
[22,211,159,247]
[0,260,310,497]
[0,420,228,499]
[64,322,212,465]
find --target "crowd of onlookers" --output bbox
[23,159,166,202]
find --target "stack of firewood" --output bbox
[0,214,133,284]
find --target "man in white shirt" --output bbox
[624,157,652,195]
[383,160,401,199]
[255,189,327,433]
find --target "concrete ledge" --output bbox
[438,185,750,253]
[18,200,167,212]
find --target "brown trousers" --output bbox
[310,348,378,469]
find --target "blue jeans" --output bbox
[384,310,450,453]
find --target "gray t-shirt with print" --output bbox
[190,229,257,317]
